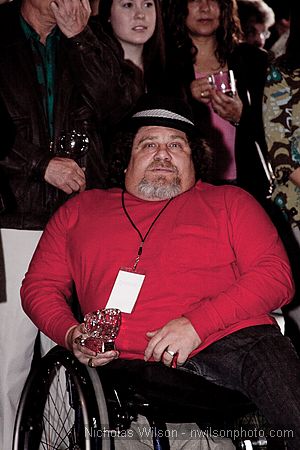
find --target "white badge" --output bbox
[105,269,145,314]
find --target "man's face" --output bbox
[23,0,55,16]
[125,126,196,200]
[245,22,270,48]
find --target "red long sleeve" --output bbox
[21,183,294,357]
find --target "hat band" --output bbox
[132,109,195,127]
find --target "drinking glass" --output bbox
[208,70,236,97]
[77,308,122,353]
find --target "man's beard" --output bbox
[138,175,182,200]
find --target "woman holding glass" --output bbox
[162,0,269,202]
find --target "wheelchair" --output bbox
[13,345,286,450]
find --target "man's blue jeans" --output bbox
[184,325,300,449]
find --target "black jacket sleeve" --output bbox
[65,23,144,129]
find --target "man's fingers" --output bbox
[50,0,90,37]
[145,333,177,362]
[84,351,119,367]
[59,177,85,194]
[45,157,86,193]
[161,350,175,367]
[81,0,92,14]
[75,167,86,181]
[50,2,58,12]
[66,179,84,193]
[144,333,162,361]
[145,330,158,339]
[145,318,201,364]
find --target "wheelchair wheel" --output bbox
[13,346,111,450]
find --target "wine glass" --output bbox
[55,129,90,159]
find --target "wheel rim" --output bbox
[39,363,89,450]
[15,358,93,450]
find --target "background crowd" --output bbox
[0,0,298,449]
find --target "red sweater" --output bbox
[21,182,294,359]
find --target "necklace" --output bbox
[121,190,174,271]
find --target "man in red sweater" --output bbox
[22,95,300,448]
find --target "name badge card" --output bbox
[105,269,145,313]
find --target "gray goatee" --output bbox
[138,176,182,200]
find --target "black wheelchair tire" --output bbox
[13,346,111,450]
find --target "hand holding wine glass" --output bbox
[44,130,89,193]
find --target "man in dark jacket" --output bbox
[0,0,142,447]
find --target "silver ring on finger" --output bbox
[165,349,176,357]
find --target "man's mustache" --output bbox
[146,161,178,172]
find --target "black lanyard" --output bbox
[121,190,174,271]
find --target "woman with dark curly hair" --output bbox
[162,0,270,203]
